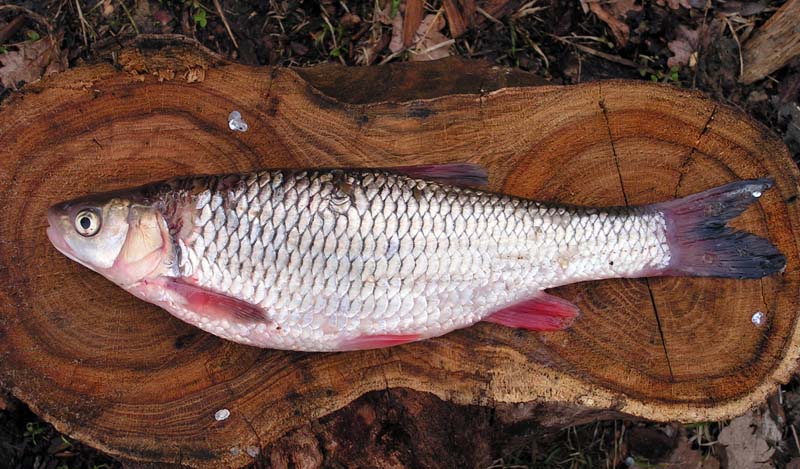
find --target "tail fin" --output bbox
[655,178,785,279]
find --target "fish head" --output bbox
[47,191,172,287]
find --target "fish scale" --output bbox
[162,169,673,350]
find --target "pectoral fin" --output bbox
[163,277,266,323]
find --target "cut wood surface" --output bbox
[0,37,799,467]
[741,0,800,84]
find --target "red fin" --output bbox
[165,278,266,323]
[484,292,579,331]
[387,163,488,186]
[338,333,421,351]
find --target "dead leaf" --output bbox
[627,426,676,462]
[583,0,641,47]
[718,409,781,469]
[409,14,452,61]
[656,0,692,9]
[357,32,391,65]
[377,2,397,25]
[607,0,642,18]
[290,41,309,56]
[340,13,361,29]
[389,11,405,53]
[665,434,720,468]
[667,25,700,68]
[389,10,452,61]
[0,34,67,89]
[153,10,173,26]
[719,1,768,16]
[102,0,114,16]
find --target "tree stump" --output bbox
[0,38,799,468]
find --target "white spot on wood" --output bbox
[214,408,231,421]
[228,110,248,132]
[246,446,260,457]
[752,311,765,326]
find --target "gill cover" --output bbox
[112,205,172,286]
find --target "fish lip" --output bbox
[46,205,79,262]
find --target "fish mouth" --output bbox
[46,207,81,264]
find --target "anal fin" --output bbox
[484,292,580,331]
[338,333,421,351]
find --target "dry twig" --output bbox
[74,0,89,48]
[0,5,53,34]
[476,6,503,26]
[116,0,139,35]
[212,0,239,49]
[723,15,744,79]
[321,13,344,65]
[0,15,25,44]
[551,34,644,70]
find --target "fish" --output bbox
[46,164,786,351]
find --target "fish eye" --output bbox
[74,209,101,237]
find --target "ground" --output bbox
[1,0,799,467]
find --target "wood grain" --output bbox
[0,39,798,467]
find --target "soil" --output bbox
[1,0,799,467]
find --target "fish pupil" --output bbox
[80,216,91,230]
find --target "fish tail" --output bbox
[654,178,786,279]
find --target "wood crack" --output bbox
[381,348,393,392]
[598,82,673,381]
[208,357,266,460]
[674,105,718,197]
[598,83,629,206]
[263,67,278,110]
[645,278,675,381]
[476,78,493,159]
[240,412,265,460]
[759,278,769,314]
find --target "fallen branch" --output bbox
[740,0,800,84]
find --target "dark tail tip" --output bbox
[656,178,786,279]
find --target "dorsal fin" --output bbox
[387,163,488,186]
